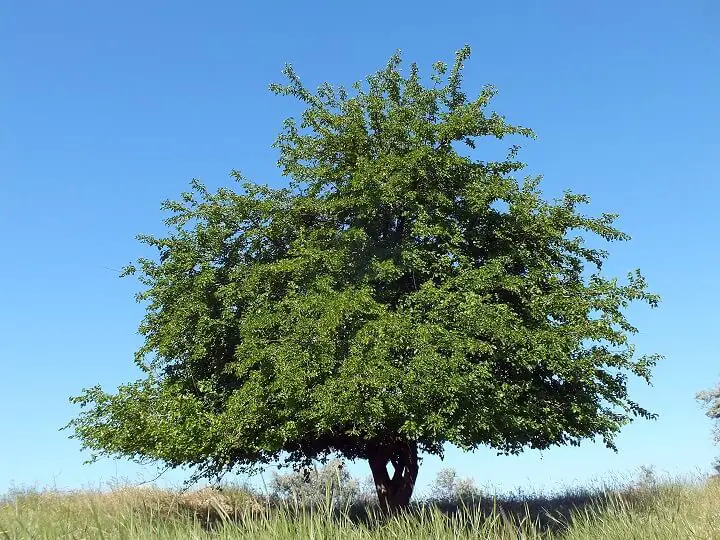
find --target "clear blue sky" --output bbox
[2,0,719,496]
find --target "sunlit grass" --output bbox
[2,474,719,539]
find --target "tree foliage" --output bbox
[67,46,660,510]
[697,385,720,461]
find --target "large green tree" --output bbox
[68,47,660,511]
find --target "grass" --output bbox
[2,475,720,539]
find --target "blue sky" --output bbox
[2,0,719,496]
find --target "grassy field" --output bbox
[2,475,720,539]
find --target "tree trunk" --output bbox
[367,440,419,513]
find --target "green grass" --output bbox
[2,476,720,539]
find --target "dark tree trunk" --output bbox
[367,440,419,513]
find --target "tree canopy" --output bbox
[68,46,660,510]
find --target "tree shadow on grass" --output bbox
[160,474,699,535]
[310,483,681,535]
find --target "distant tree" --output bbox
[697,385,720,469]
[269,459,359,509]
[67,46,660,512]
[428,467,482,502]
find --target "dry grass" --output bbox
[2,474,720,539]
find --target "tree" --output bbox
[67,46,660,512]
[269,459,363,509]
[428,467,482,503]
[697,385,720,469]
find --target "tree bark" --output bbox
[367,440,419,513]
